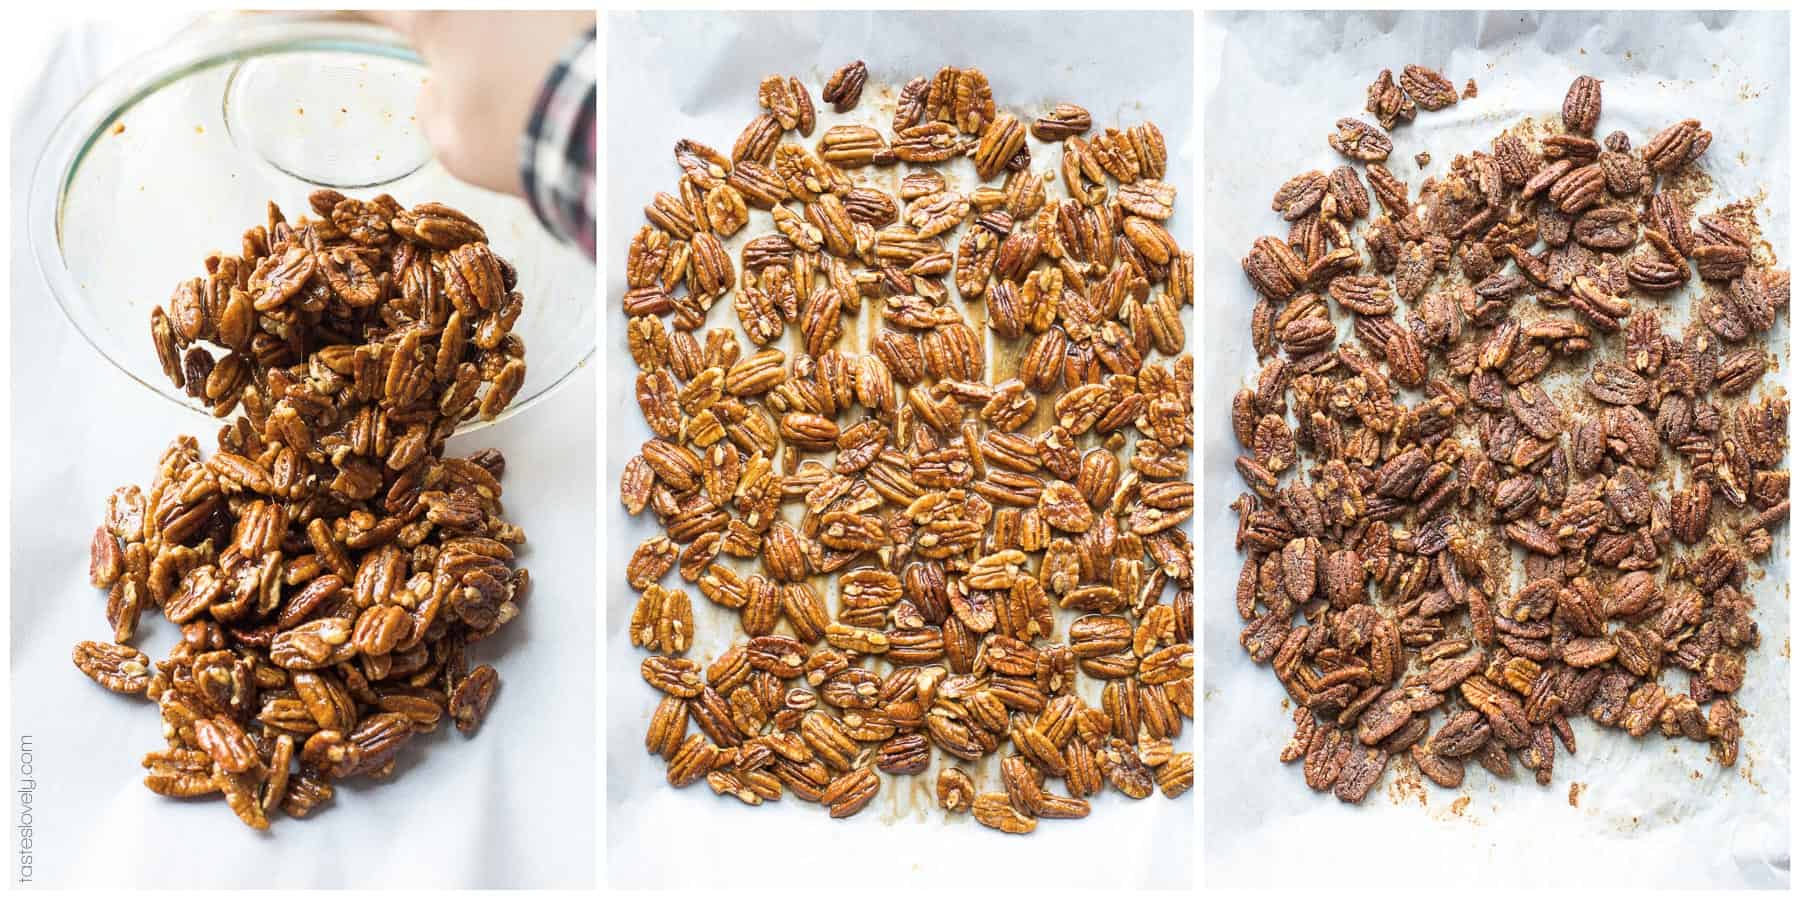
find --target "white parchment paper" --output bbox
[604,10,1194,890]
[1202,10,1789,890]
[9,16,595,889]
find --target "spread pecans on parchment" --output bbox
[77,193,530,829]
[623,64,1194,831]
[1235,68,1788,803]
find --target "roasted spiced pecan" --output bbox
[1365,69,1417,130]
[1399,64,1459,111]
[1230,61,1787,810]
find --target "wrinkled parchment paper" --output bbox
[9,16,595,888]
[605,10,1193,890]
[1202,10,1789,890]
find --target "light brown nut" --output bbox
[822,60,867,112]
[73,641,152,694]
[449,664,500,735]
[971,792,1037,834]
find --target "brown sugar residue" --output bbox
[1716,192,1778,267]
[1739,755,1764,792]
[1503,114,1555,146]
[1568,782,1585,807]
[1387,764,1428,807]
[111,122,125,135]
[1662,163,1716,212]
[1450,795,1470,816]
[1463,78,1478,99]
[1716,194,1765,243]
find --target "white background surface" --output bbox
[603,9,1194,890]
[1202,10,1791,890]
[9,14,595,888]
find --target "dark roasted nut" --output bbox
[1643,118,1712,173]
[1329,118,1393,162]
[1562,75,1603,135]
[1365,69,1417,129]
[1399,64,1459,111]
[1226,64,1785,812]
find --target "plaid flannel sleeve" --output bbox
[520,27,597,259]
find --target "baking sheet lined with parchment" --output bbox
[604,9,1195,890]
[1202,9,1790,890]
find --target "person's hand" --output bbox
[353,11,595,197]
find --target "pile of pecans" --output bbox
[622,61,1194,831]
[1234,66,1789,803]
[76,192,531,829]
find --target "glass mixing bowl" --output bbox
[28,14,594,432]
